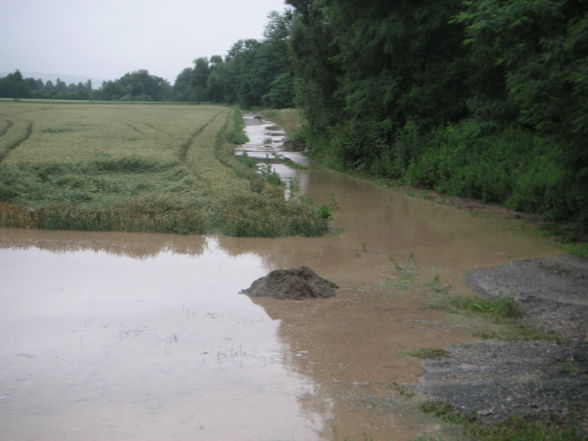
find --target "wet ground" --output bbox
[0,115,560,441]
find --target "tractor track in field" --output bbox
[143,122,174,138]
[178,111,222,162]
[0,118,13,138]
[125,123,145,135]
[0,120,33,163]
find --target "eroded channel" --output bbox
[0,116,558,441]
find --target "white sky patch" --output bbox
[0,0,287,84]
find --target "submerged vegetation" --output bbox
[0,101,328,236]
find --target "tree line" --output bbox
[0,69,173,101]
[172,11,295,108]
[283,0,587,231]
[0,70,94,100]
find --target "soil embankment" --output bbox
[418,255,588,424]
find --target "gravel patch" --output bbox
[419,255,588,423]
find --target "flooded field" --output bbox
[0,116,558,441]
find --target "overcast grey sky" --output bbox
[0,0,287,84]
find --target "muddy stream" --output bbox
[0,115,558,441]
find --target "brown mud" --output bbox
[0,115,564,441]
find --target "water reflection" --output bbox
[0,239,324,441]
[0,228,207,259]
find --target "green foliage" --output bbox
[405,348,448,360]
[440,294,519,320]
[0,70,172,102]
[285,0,588,232]
[262,72,296,108]
[236,152,256,168]
[228,108,249,144]
[562,241,588,259]
[0,71,94,100]
[259,163,283,186]
[317,195,339,221]
[432,293,561,341]
[172,10,295,108]
[172,68,194,101]
[100,70,172,101]
[403,122,582,224]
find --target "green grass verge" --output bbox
[432,294,561,342]
[405,348,448,360]
[442,295,518,319]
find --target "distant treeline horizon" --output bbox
[0,69,174,102]
[0,9,294,106]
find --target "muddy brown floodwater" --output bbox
[0,116,558,441]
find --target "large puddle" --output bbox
[0,116,558,441]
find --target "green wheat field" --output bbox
[0,100,327,236]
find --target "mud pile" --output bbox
[241,266,338,300]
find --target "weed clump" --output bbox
[406,348,448,359]
[442,295,518,320]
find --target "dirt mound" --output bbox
[241,266,338,300]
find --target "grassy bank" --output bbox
[0,101,328,236]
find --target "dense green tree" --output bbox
[263,72,295,108]
[173,67,194,101]
[454,0,588,225]
[177,10,296,108]
[288,0,467,170]
[0,70,26,98]
[99,70,172,101]
[192,57,211,101]
[206,55,227,102]
[285,0,587,228]
[0,70,170,102]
